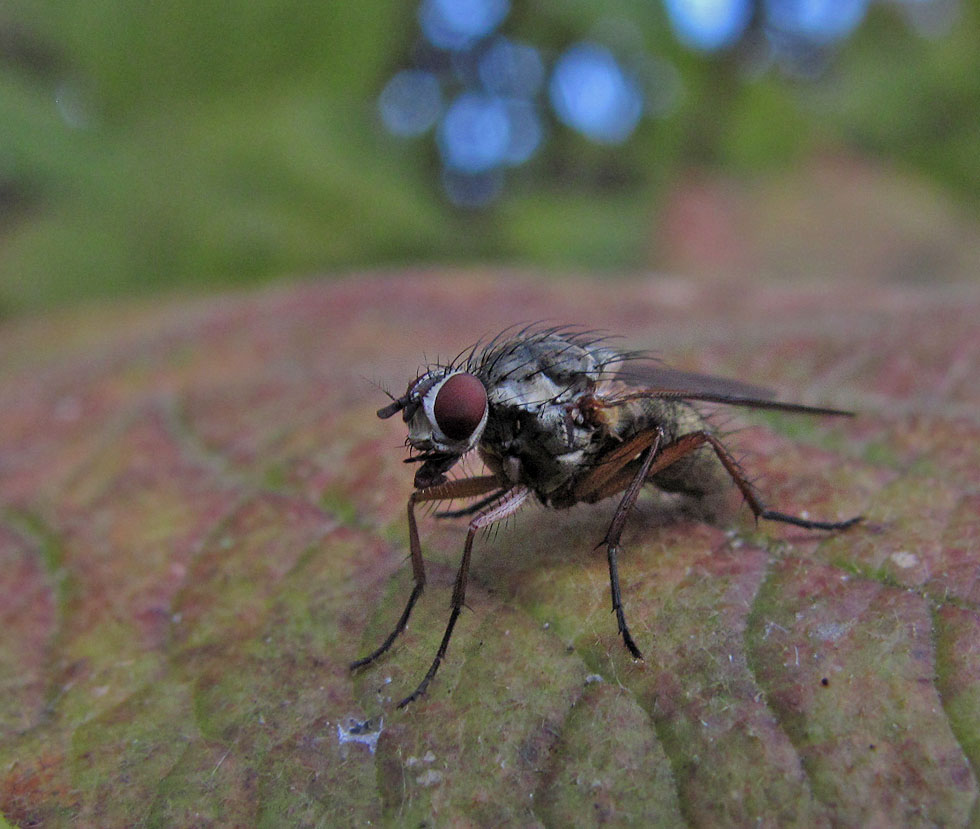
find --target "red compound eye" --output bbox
[433,372,487,440]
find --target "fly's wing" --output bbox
[615,363,773,399]
[612,362,853,416]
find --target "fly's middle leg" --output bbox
[599,430,664,660]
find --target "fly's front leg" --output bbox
[350,475,503,672]
[399,485,530,707]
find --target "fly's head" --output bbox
[378,369,489,489]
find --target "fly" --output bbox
[352,325,861,706]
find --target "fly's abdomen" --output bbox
[648,401,729,498]
[603,397,729,500]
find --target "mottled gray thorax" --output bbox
[474,335,607,501]
[474,333,725,507]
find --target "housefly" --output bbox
[352,325,861,706]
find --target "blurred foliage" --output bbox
[0,0,978,313]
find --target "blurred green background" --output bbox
[1,0,978,315]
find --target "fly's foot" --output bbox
[761,509,863,532]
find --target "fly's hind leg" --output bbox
[349,475,503,673]
[640,431,862,531]
[572,426,860,660]
[758,508,861,531]
[662,431,862,531]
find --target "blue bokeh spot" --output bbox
[663,0,753,51]
[378,70,443,137]
[419,0,511,50]
[438,92,512,172]
[478,37,545,97]
[549,43,644,145]
[764,0,870,43]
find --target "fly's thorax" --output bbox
[476,393,606,498]
[479,401,595,492]
[480,333,617,396]
[484,361,587,416]
[474,337,615,493]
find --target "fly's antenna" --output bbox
[362,375,395,401]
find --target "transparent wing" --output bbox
[616,363,773,399]
[613,362,853,417]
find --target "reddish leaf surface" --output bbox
[1,273,978,826]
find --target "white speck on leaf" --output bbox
[763,621,789,639]
[890,551,919,569]
[406,751,436,768]
[416,770,443,786]
[815,622,850,642]
[336,716,384,755]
